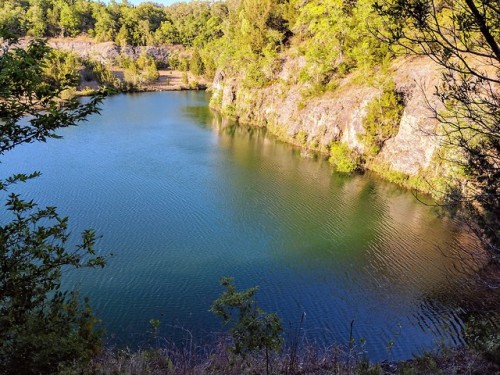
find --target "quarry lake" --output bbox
[1,91,480,361]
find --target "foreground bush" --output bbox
[0,36,106,375]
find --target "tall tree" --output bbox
[58,0,81,36]
[26,0,48,37]
[0,0,26,37]
[91,3,117,42]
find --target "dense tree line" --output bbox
[176,0,394,84]
[0,0,400,78]
[0,1,434,83]
[0,0,225,47]
[0,0,396,86]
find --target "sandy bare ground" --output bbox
[79,69,207,93]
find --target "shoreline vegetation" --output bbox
[0,0,498,373]
[52,37,209,94]
[3,37,209,95]
[77,68,207,95]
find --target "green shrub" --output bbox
[0,38,106,375]
[223,103,237,118]
[295,130,308,145]
[210,90,223,109]
[310,138,319,149]
[181,72,189,85]
[329,142,360,173]
[167,56,180,70]
[179,58,189,71]
[1,292,103,374]
[211,277,282,368]
[120,53,159,87]
[123,62,139,87]
[142,63,160,84]
[189,49,204,76]
[42,49,81,90]
[464,314,500,363]
[361,82,404,156]
[136,53,160,84]
[82,59,118,88]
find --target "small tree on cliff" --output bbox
[0,36,106,374]
[375,0,499,275]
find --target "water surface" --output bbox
[1,91,478,361]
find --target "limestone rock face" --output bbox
[212,56,444,177]
[46,39,170,66]
[377,58,443,175]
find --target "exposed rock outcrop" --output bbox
[47,38,170,66]
[380,58,443,175]
[10,37,172,66]
[211,55,444,178]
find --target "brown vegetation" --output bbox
[88,340,499,375]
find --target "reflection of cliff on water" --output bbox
[211,111,482,288]
[206,108,486,343]
[181,96,491,355]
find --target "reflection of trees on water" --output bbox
[206,111,489,349]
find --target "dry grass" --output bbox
[85,337,499,375]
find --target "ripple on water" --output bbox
[0,91,483,362]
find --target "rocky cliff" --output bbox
[211,55,445,182]
[48,38,171,66]
[12,37,173,66]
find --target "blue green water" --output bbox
[1,91,478,361]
